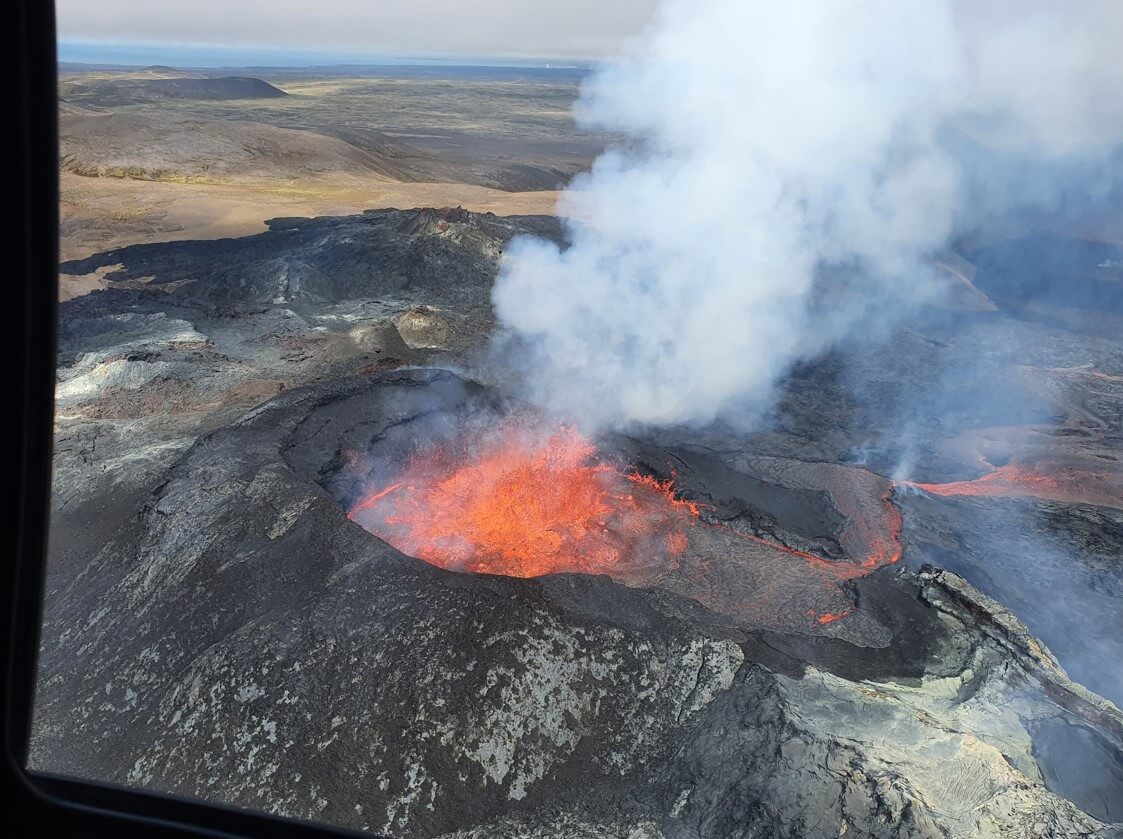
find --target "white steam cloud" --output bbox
[492,0,1123,429]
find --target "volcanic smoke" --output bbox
[354,0,1122,625]
[491,0,1123,430]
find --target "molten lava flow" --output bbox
[903,463,1123,510]
[348,420,908,629]
[349,422,698,579]
[908,465,1063,498]
[864,488,904,569]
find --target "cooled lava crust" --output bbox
[41,203,1123,834]
[32,367,1123,835]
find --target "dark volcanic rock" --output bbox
[965,235,1123,316]
[59,112,439,182]
[59,208,558,309]
[61,75,288,106]
[901,493,1123,706]
[32,370,1123,837]
[48,209,550,585]
[41,215,1123,837]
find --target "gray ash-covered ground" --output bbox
[34,208,1123,837]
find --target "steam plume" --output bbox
[491,0,1123,429]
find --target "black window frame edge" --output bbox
[5,3,377,836]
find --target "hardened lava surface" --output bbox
[35,363,1123,838]
[36,208,1123,837]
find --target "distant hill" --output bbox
[57,100,103,117]
[59,110,433,182]
[58,63,205,79]
[136,65,199,77]
[59,75,288,106]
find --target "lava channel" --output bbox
[901,463,1123,510]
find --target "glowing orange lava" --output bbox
[908,465,1062,498]
[903,463,1123,510]
[348,420,907,628]
[349,422,698,579]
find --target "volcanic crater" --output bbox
[35,206,1123,837]
[310,376,905,641]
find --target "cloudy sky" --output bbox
[57,0,660,62]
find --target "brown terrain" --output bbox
[57,63,597,282]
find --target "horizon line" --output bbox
[56,37,599,70]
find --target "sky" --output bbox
[56,0,660,64]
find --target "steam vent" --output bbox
[38,203,1123,838]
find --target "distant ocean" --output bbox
[57,40,591,73]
